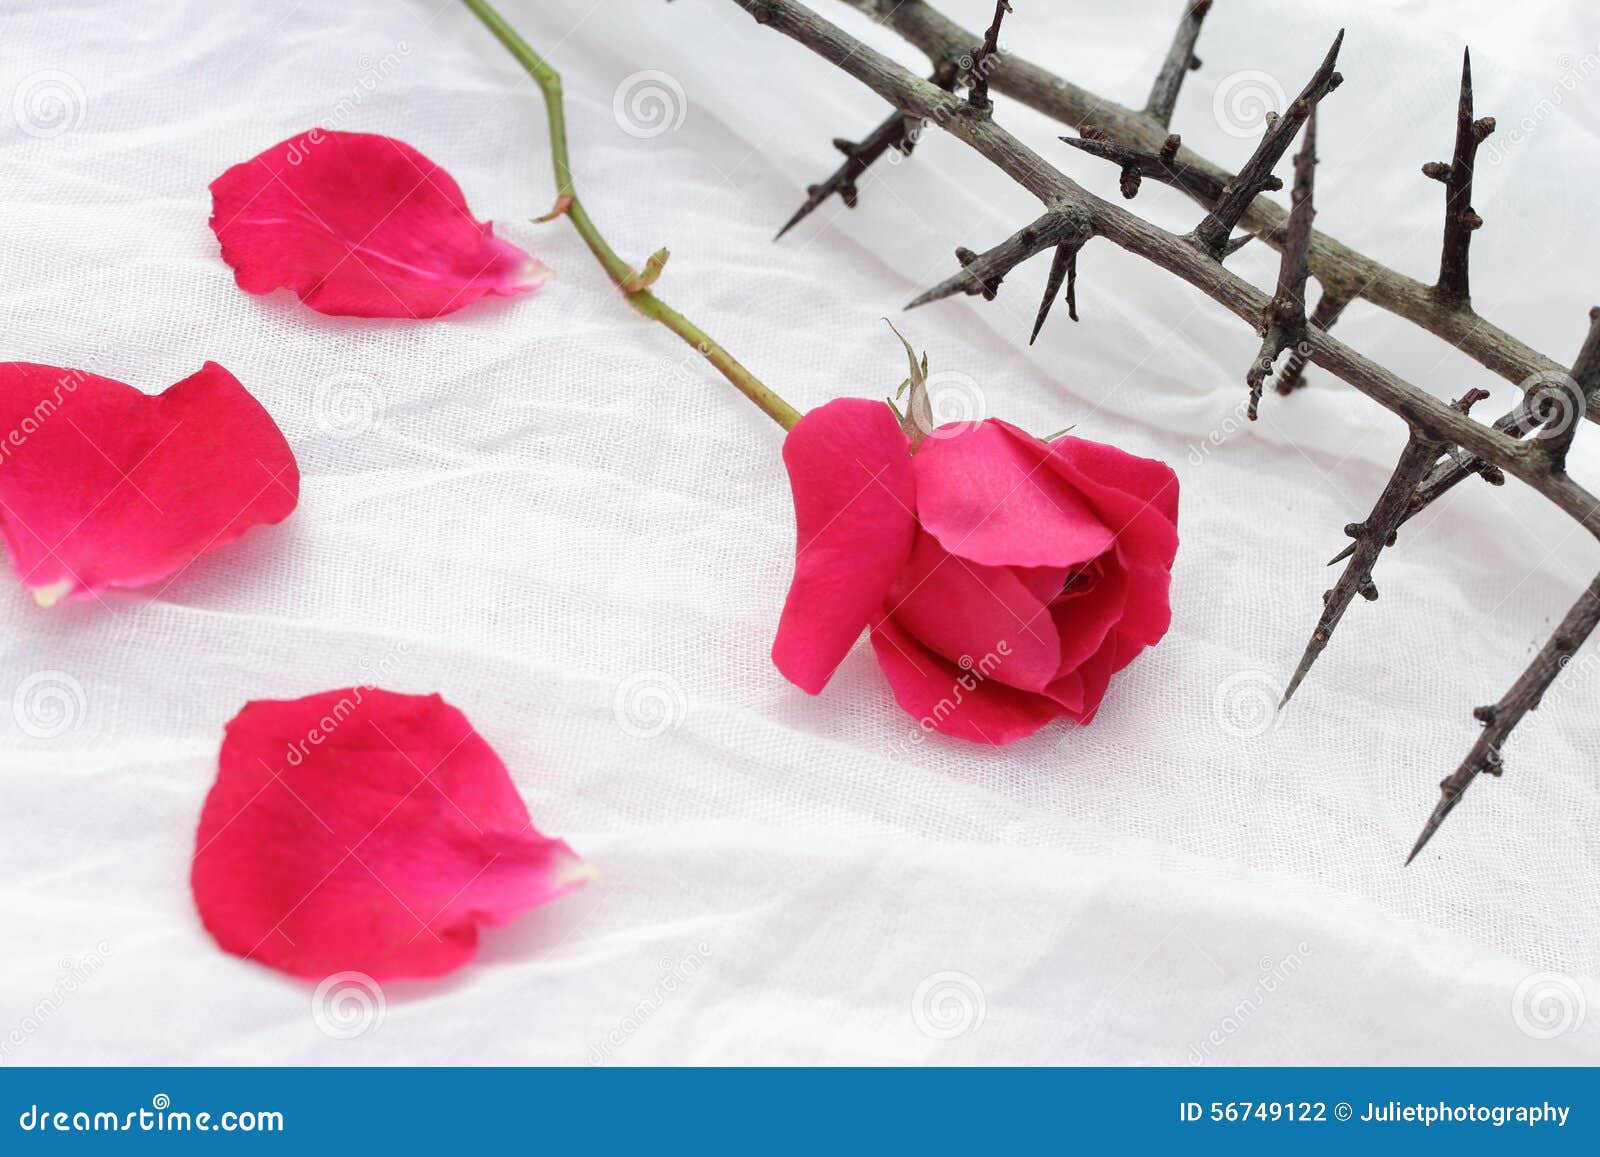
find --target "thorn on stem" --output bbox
[533,194,574,223]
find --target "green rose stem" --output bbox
[460,0,803,431]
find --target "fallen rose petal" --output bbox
[192,689,590,980]
[0,361,298,604]
[209,129,550,319]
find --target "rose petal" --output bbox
[1045,668,1085,714]
[209,130,550,319]
[192,689,589,980]
[886,530,1060,692]
[1000,423,1179,570]
[1057,434,1180,528]
[1068,642,1120,724]
[869,616,1064,744]
[1050,563,1128,675]
[773,398,918,694]
[1113,563,1173,647]
[0,361,298,603]
[1012,562,1074,605]
[913,420,1113,568]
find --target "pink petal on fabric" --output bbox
[886,530,1060,692]
[913,419,1113,568]
[0,361,298,605]
[773,398,918,694]
[209,130,550,319]
[192,689,590,981]
[870,616,1065,743]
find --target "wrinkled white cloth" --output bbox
[1,0,1598,1065]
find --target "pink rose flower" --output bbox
[773,399,1178,743]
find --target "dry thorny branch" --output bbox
[720,0,1600,862]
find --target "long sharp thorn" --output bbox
[1030,243,1075,344]
[775,199,820,241]
[1406,786,1466,865]
[1282,434,1438,706]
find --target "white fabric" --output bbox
[2,0,1598,1065]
